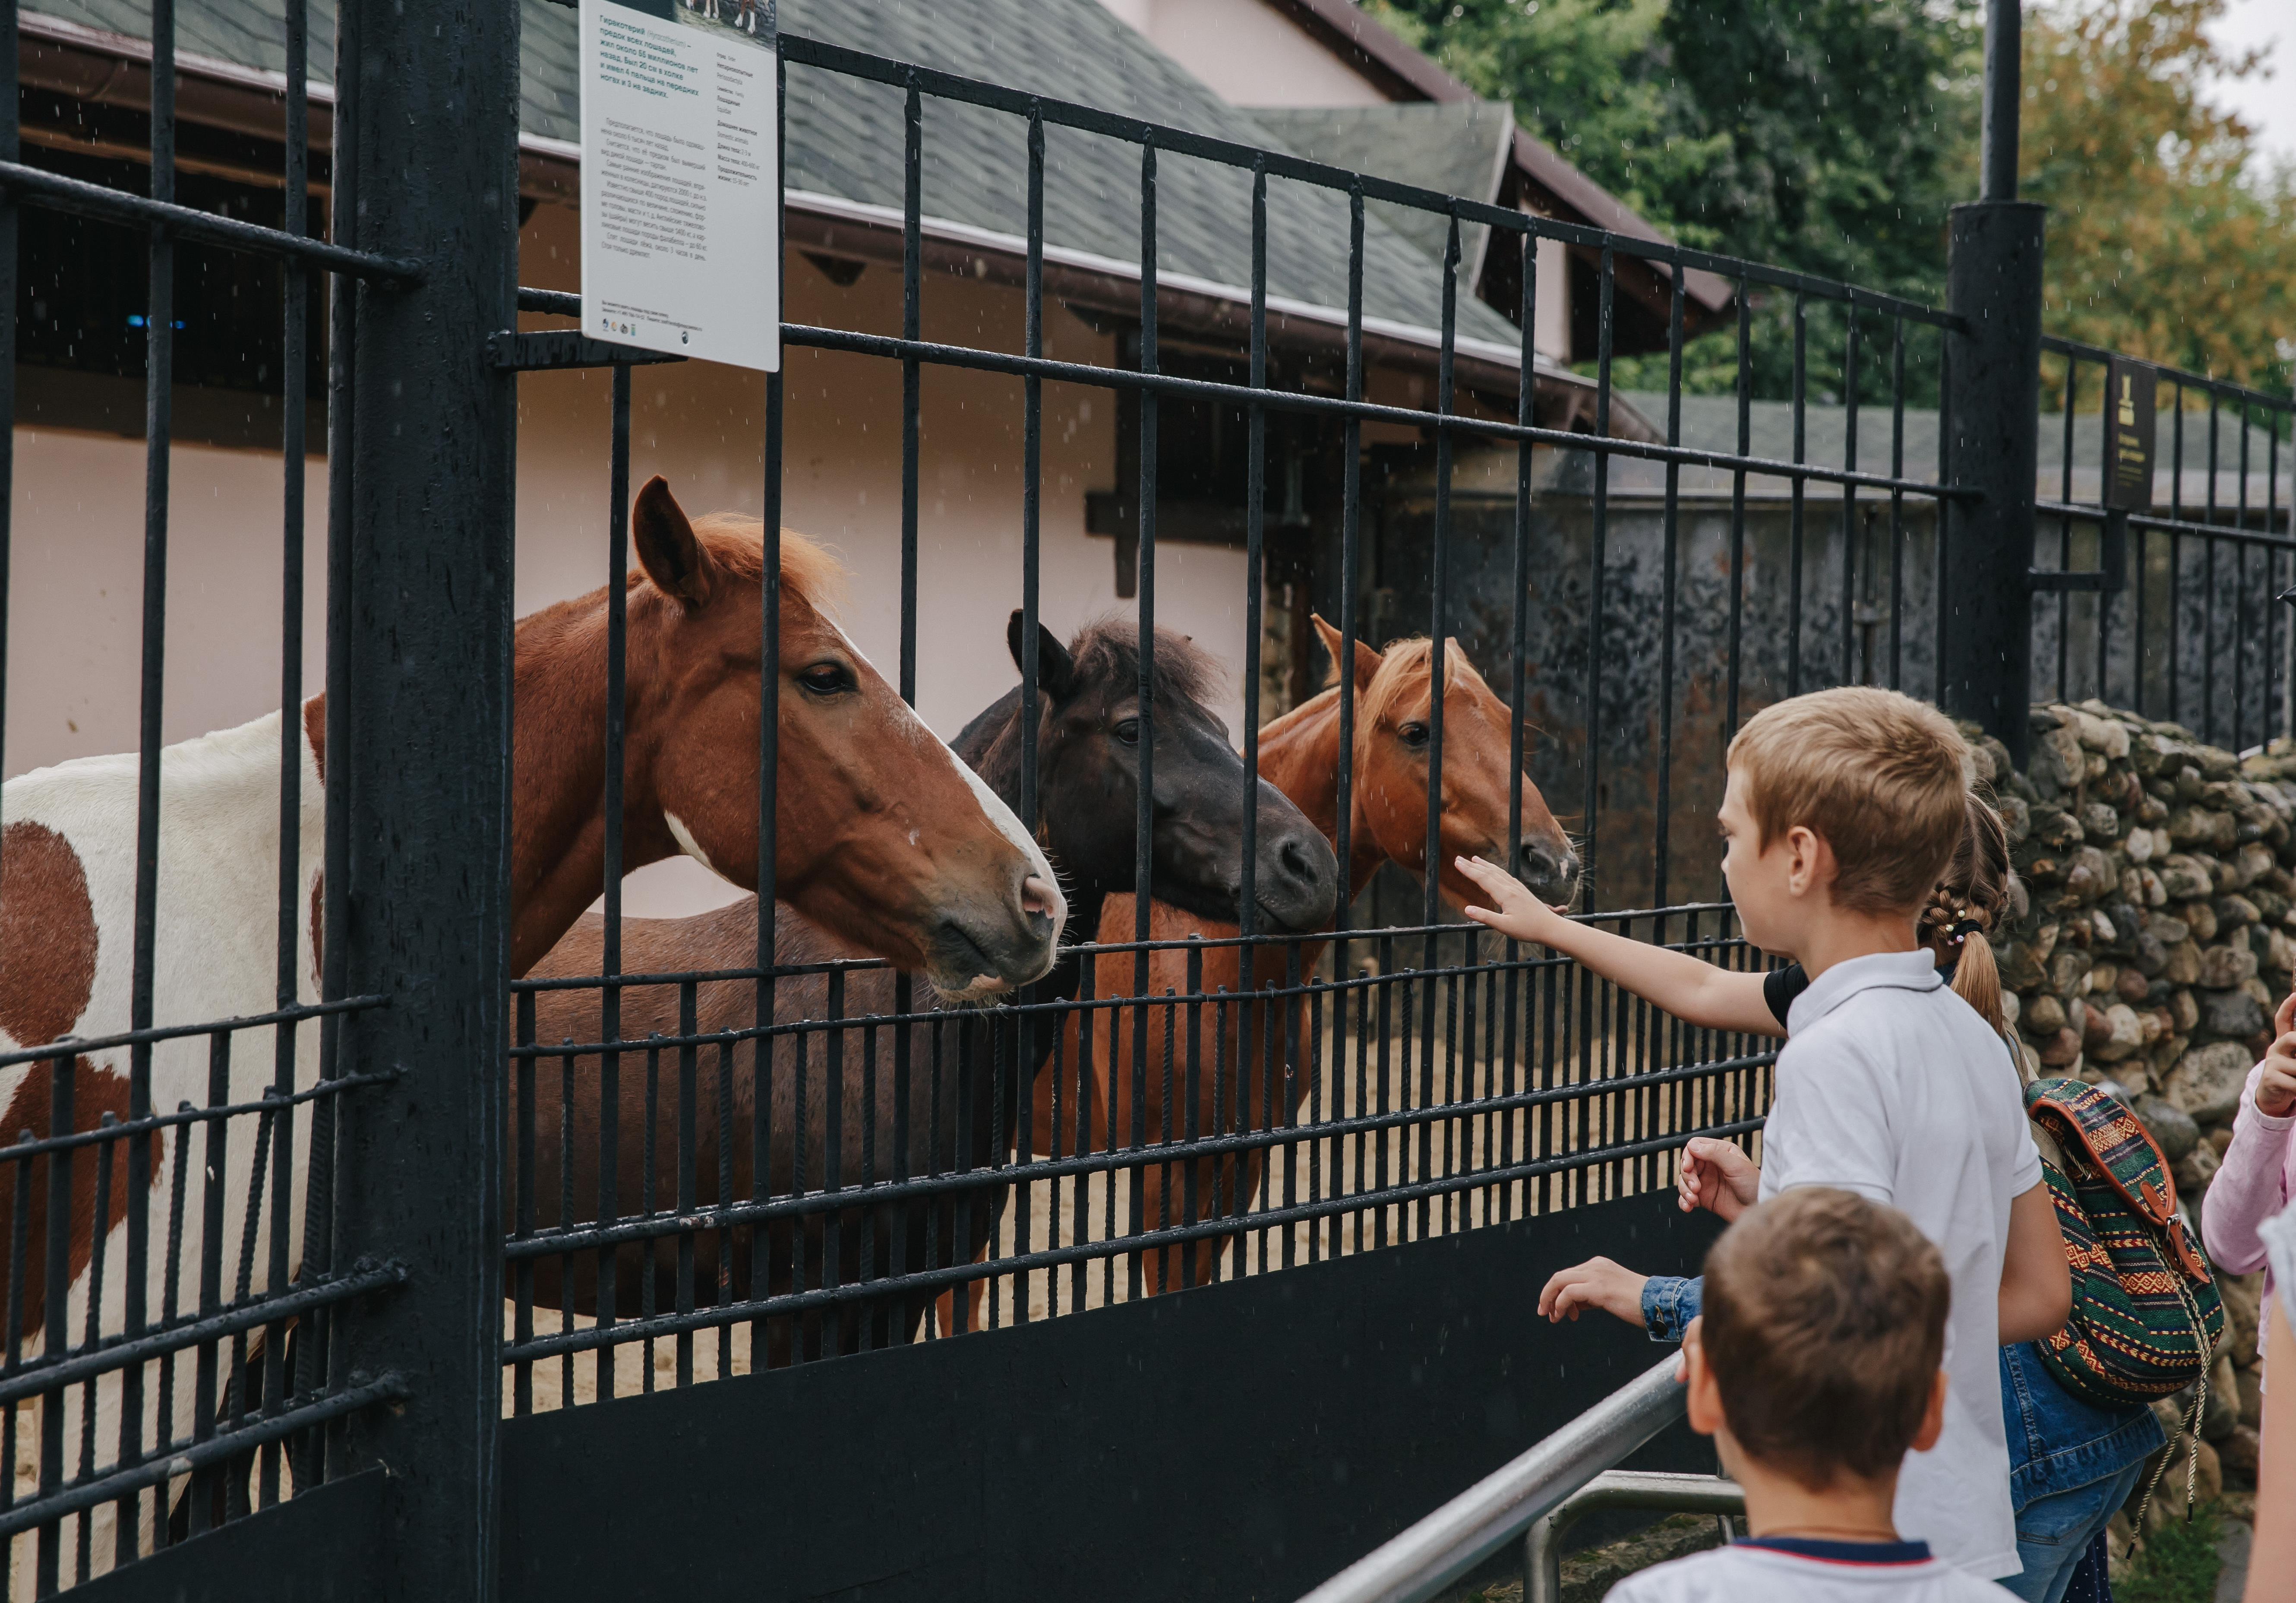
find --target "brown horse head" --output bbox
[510,477,1065,997]
[1311,614,1578,909]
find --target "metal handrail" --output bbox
[1525,1472,1745,1603]
[1296,1353,1694,1603]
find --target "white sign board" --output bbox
[579,0,780,371]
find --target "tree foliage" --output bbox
[2023,0,2296,397]
[1364,0,2294,406]
[1367,0,1978,399]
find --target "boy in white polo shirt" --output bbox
[1460,687,2071,1581]
[1606,1188,2017,1603]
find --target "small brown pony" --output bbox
[505,475,1062,991]
[1053,616,1576,1293]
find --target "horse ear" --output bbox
[1007,610,1076,702]
[1312,613,1380,693]
[632,476,717,609]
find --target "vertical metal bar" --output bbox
[1015,111,1046,1330]
[1333,185,1364,961]
[1889,318,1906,689]
[305,0,362,1483]
[1942,196,2043,764]
[35,1054,71,1591]
[1426,215,1459,933]
[1840,305,1859,685]
[676,985,696,1387]
[1653,262,1683,911]
[1581,249,1613,915]
[327,0,518,1568]
[1020,110,1045,836]
[2206,395,2220,742]
[2172,388,2184,723]
[900,81,922,710]
[751,3,788,1374]
[1131,138,1161,1286]
[1725,281,1749,739]
[1239,161,1268,945]
[1501,221,1533,1224]
[2058,359,2078,699]
[1787,292,1806,695]
[512,992,535,1417]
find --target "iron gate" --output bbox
[0,0,2288,1598]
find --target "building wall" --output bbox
[1094,0,1390,107]
[5,201,1256,918]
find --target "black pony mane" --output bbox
[1065,618,1222,711]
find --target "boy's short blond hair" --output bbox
[1726,686,1969,916]
[1701,1187,1949,1490]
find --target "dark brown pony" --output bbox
[512,614,1338,1358]
[1062,616,1577,1292]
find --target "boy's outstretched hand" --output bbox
[1538,1257,1649,1327]
[1457,855,1572,944]
[2258,988,2296,1118]
[1678,1136,1760,1222]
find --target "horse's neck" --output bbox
[1254,693,1386,899]
[1254,693,1342,838]
[502,596,676,972]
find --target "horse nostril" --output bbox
[1279,836,1314,882]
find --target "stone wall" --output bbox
[1977,701,2283,1497]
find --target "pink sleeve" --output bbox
[2201,1064,2296,1277]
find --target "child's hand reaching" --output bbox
[1678,1136,1760,1222]
[1538,1256,1649,1327]
[2258,989,2296,1118]
[1456,855,1572,944]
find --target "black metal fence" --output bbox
[0,0,2290,1597]
[490,29,1973,1407]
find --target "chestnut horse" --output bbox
[512,614,1339,1359]
[0,477,1059,1576]
[1059,616,1578,1293]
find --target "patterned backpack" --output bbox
[2024,1077,2223,1408]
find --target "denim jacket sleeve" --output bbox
[1641,1274,1703,1344]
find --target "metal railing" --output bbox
[1297,1352,1722,1603]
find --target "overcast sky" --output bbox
[2207,0,2295,169]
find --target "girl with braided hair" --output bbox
[1467,788,2161,1603]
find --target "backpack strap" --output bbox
[2024,1077,2209,1281]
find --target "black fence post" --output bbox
[1943,0,2044,766]
[326,0,520,1593]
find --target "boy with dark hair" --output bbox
[1607,1189,2015,1603]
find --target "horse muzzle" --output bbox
[926,870,1065,1000]
[1515,835,1581,905]
[1252,819,1340,935]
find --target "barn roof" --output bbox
[16,0,1665,416]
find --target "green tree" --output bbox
[1368,0,1979,401]
[2022,0,2296,401]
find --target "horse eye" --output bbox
[1399,722,1430,749]
[798,662,850,696]
[1112,717,1141,746]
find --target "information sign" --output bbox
[2104,356,2157,512]
[579,0,780,371]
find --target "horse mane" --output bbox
[1067,617,1222,709]
[651,513,846,614]
[1356,637,1491,727]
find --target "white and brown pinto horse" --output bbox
[0,477,1061,1576]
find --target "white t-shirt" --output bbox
[1763,949,2042,1581]
[1608,1540,2018,1603]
